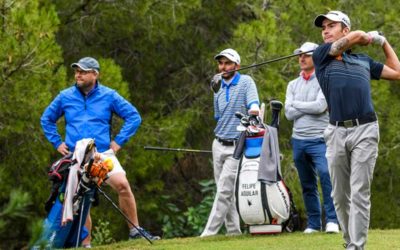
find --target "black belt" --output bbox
[329,112,377,128]
[216,137,236,146]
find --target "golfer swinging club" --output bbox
[312,10,400,249]
[201,48,260,237]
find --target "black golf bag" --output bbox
[234,100,299,234]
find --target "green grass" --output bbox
[91,229,400,250]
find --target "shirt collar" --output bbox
[299,70,315,81]
[222,72,241,88]
[75,81,99,96]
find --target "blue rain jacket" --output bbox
[41,82,141,152]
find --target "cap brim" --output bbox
[71,63,93,71]
[214,54,239,64]
[314,15,328,27]
[214,54,224,60]
[294,49,313,55]
[314,14,345,27]
[294,49,301,54]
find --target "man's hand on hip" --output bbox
[57,142,69,156]
[110,141,121,154]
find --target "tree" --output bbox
[0,0,66,248]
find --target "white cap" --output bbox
[294,42,319,55]
[214,48,241,65]
[314,10,351,29]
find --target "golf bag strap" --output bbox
[233,131,246,160]
[235,156,244,223]
[261,182,273,223]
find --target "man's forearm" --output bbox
[383,41,400,73]
[329,31,369,56]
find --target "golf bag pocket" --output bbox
[35,197,89,249]
[244,136,263,158]
[45,153,74,213]
[263,181,291,224]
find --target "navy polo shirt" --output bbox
[313,43,384,121]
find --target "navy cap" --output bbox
[71,57,100,72]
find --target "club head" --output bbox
[236,125,247,132]
[82,139,96,166]
[235,112,245,119]
[240,117,250,127]
[249,115,261,126]
[248,126,262,134]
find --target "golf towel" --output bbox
[62,138,94,224]
[258,125,281,183]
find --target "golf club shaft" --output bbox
[76,195,87,248]
[227,49,315,74]
[144,146,212,153]
[96,187,153,244]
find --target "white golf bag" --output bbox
[234,102,293,234]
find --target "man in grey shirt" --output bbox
[285,42,338,234]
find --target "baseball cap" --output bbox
[214,48,241,65]
[294,42,319,55]
[71,57,100,72]
[314,10,351,29]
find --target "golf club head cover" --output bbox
[367,31,386,46]
[210,74,222,93]
[270,100,283,129]
[87,157,114,186]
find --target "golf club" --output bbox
[96,186,153,244]
[210,50,314,93]
[144,146,212,154]
[228,49,315,74]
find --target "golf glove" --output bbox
[210,74,222,93]
[367,31,386,46]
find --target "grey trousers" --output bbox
[200,139,241,237]
[324,121,379,250]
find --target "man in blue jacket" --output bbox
[41,57,159,246]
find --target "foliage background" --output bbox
[1,0,399,248]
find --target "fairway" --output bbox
[92,229,400,250]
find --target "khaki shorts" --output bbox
[101,149,126,176]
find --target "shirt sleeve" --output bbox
[245,77,260,109]
[111,91,142,147]
[312,43,334,71]
[40,93,64,149]
[292,90,328,114]
[284,81,304,121]
[368,56,384,80]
